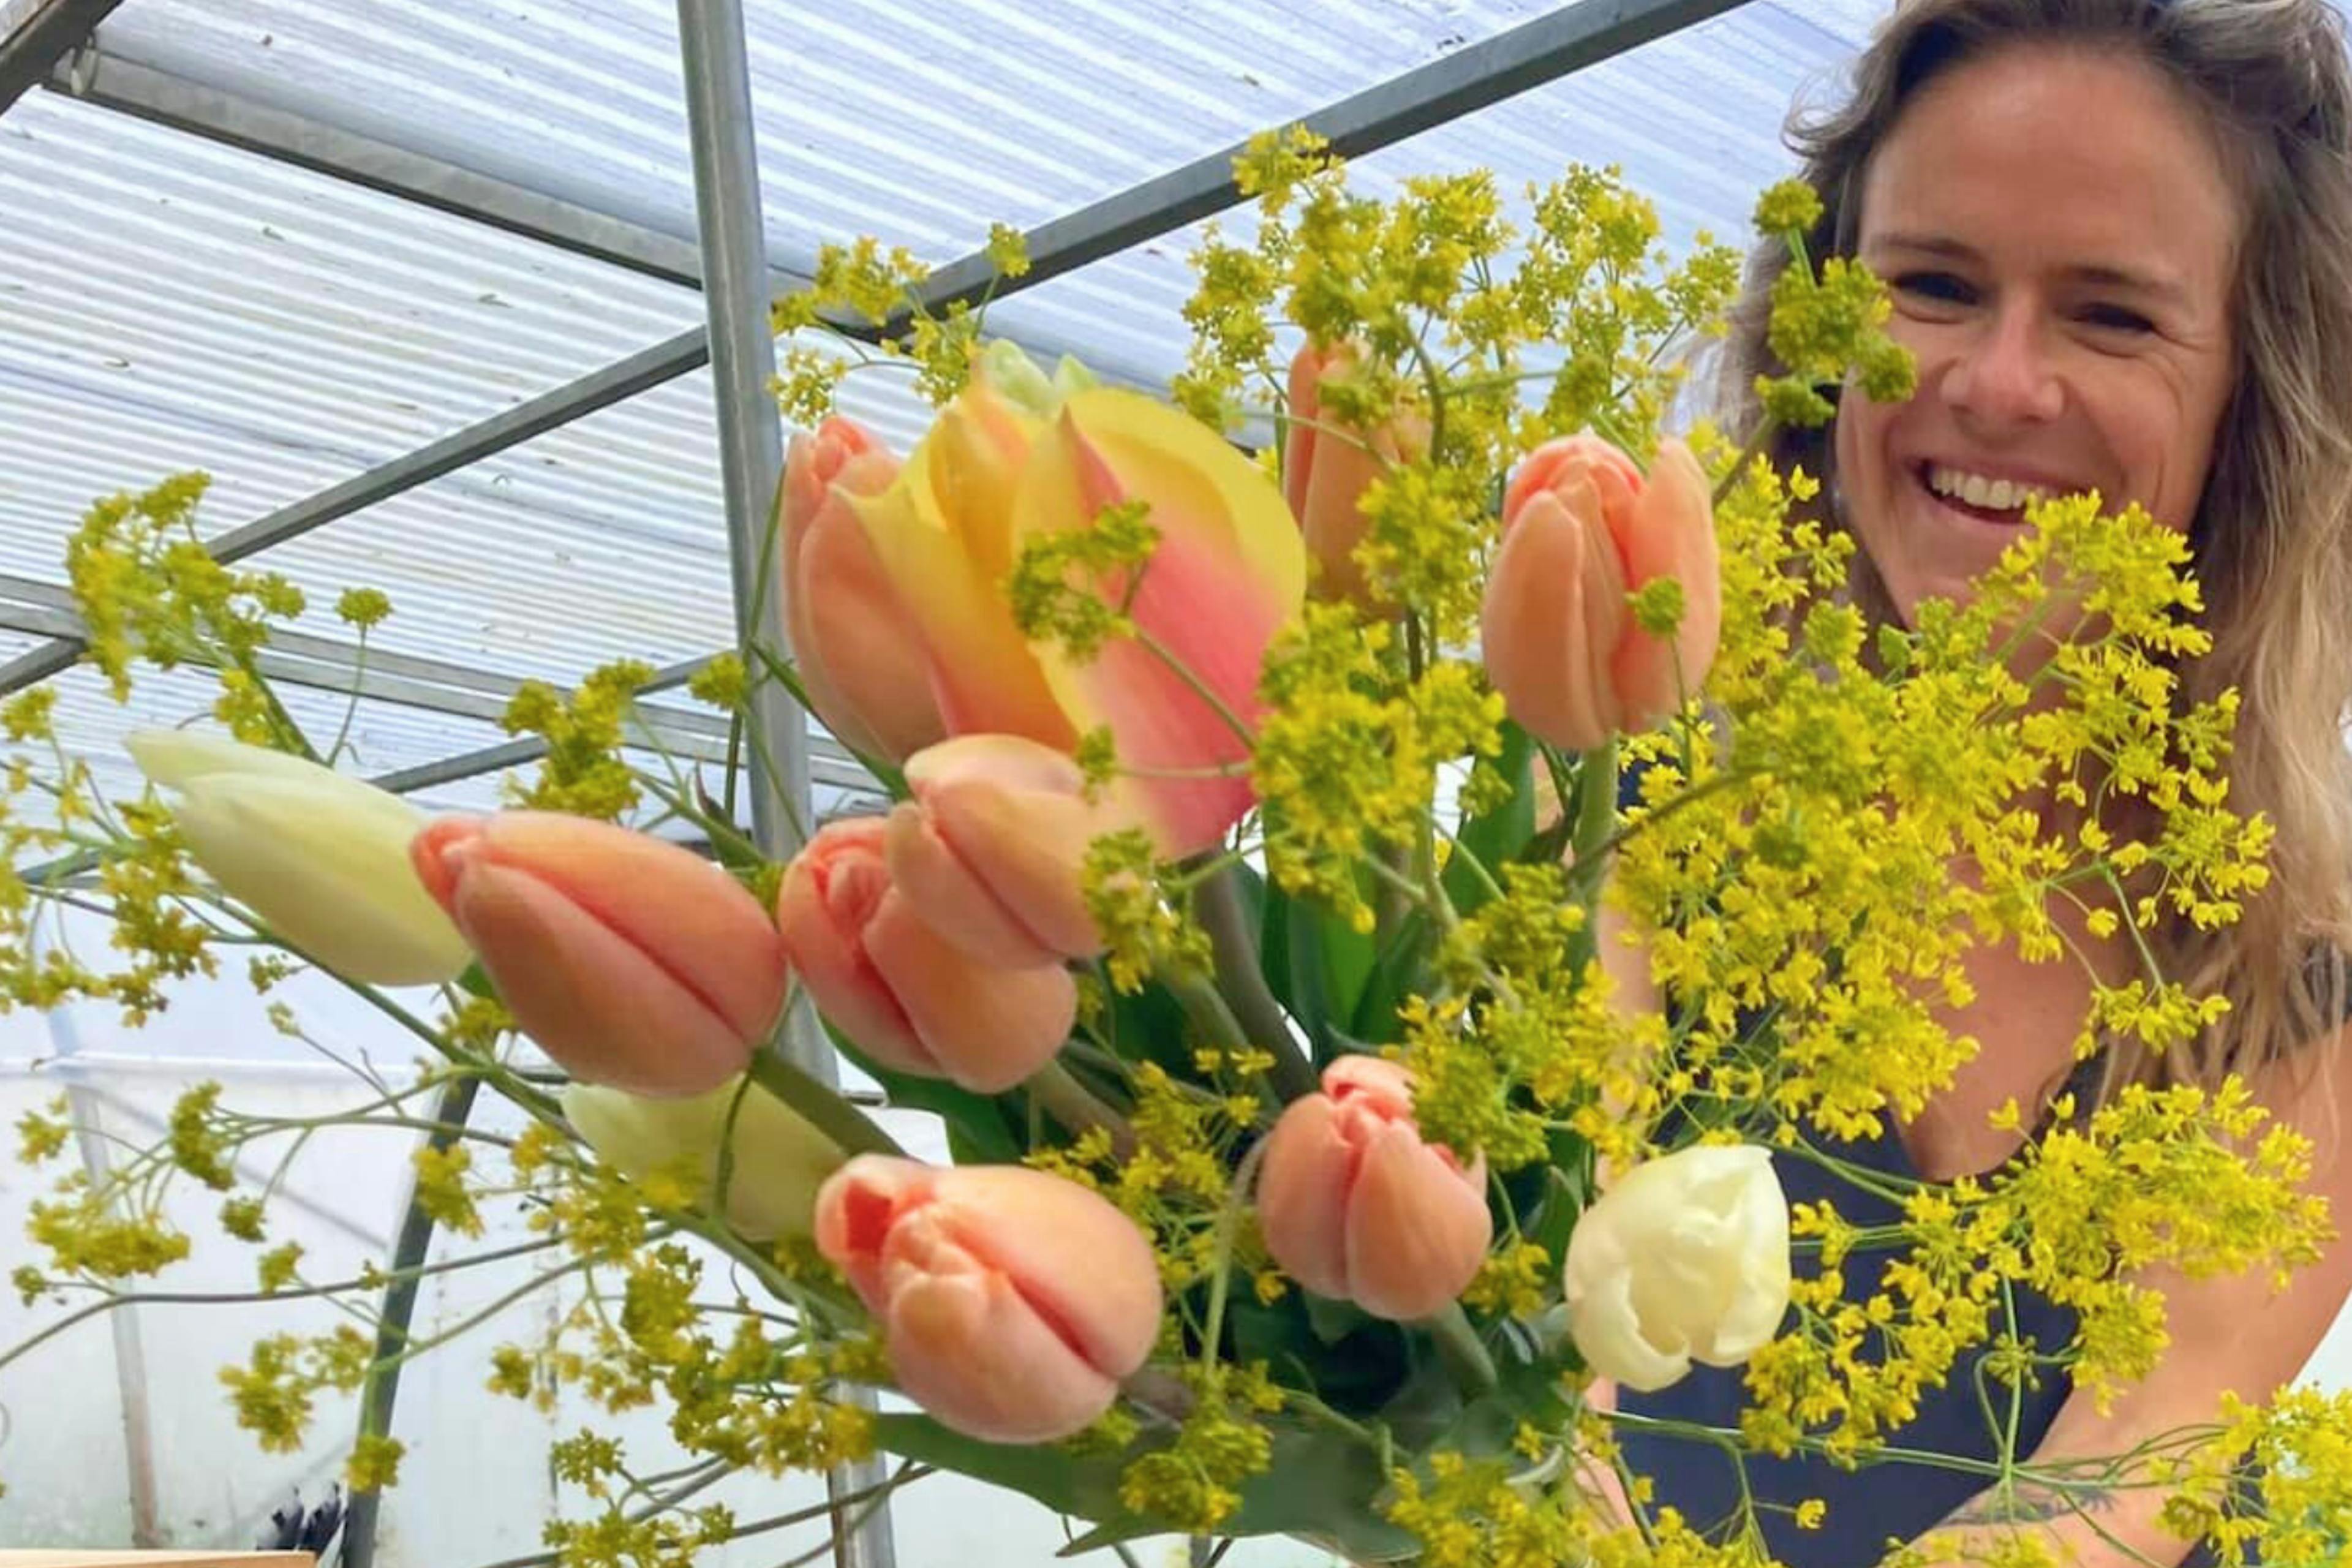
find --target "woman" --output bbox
[1611,2,2352,1564]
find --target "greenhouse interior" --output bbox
[8,0,2352,1565]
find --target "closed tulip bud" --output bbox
[883,734,1123,968]
[1480,435,1719,752]
[562,1075,843,1242]
[775,818,1076,1093]
[125,729,470,986]
[1561,1145,1791,1393]
[782,417,946,763]
[410,813,788,1096]
[816,1155,1161,1443]
[1283,341,1430,610]
[1256,1056,1491,1322]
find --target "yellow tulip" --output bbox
[562,1076,843,1242]
[125,730,470,986]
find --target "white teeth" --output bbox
[1926,465,2051,513]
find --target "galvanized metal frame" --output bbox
[0,0,119,111]
[0,2,1753,1559]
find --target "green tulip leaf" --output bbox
[1443,722,1538,916]
[823,1025,1024,1163]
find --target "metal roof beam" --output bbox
[41,45,1167,388]
[0,0,1745,700]
[0,0,118,113]
[0,571,878,794]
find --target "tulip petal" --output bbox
[883,801,1056,969]
[1012,391,1306,855]
[897,734,1116,963]
[1343,1122,1493,1322]
[797,491,949,761]
[916,1163,1164,1381]
[1254,1093,1359,1301]
[815,1153,930,1309]
[126,731,471,986]
[419,813,788,1047]
[850,474,1074,747]
[862,891,1075,1093]
[166,775,470,986]
[1481,491,1626,753]
[775,824,934,1077]
[428,845,750,1095]
[883,1248,1122,1442]
[1608,438,1720,721]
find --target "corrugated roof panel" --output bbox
[97,0,1605,276]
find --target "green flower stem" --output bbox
[745,1042,906,1159]
[1026,1058,1139,1159]
[1189,862,1317,1101]
[1422,1300,1499,1398]
[1567,737,1619,895]
[342,1073,478,1568]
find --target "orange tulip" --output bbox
[853,344,1307,856]
[782,417,946,763]
[1256,1056,1491,1322]
[774,817,1075,1093]
[410,813,788,1096]
[816,1155,1163,1443]
[1480,434,1719,752]
[883,734,1122,968]
[1283,341,1430,610]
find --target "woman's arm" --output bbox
[1895,1033,2352,1567]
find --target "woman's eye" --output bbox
[2079,303,2155,334]
[1892,271,1975,305]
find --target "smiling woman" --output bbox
[1613,2,2352,1566]
[1839,43,2239,620]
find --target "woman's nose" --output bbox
[1941,306,2065,428]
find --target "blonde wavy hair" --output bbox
[1716,0,2352,1091]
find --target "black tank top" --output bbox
[1615,1047,2231,1566]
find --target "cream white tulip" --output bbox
[562,1077,844,1242]
[125,729,470,986]
[1561,1144,1792,1393]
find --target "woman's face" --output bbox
[1835,45,2241,624]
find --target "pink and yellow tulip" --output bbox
[409,812,788,1096]
[1256,1055,1491,1322]
[851,344,1306,856]
[1480,434,1719,753]
[815,1155,1163,1443]
[775,816,1075,1093]
[781,417,946,763]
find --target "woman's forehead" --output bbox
[1859,47,2239,286]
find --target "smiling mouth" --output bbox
[1915,462,2056,526]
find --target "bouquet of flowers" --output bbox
[7,128,2352,1567]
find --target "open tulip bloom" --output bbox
[4,141,2329,1568]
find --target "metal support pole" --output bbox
[675,6,895,1567]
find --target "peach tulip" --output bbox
[1256,1056,1491,1322]
[782,417,946,762]
[816,1155,1163,1442]
[853,343,1307,856]
[410,813,787,1096]
[883,734,1124,968]
[1283,341,1430,609]
[775,817,1076,1093]
[1480,434,1719,752]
